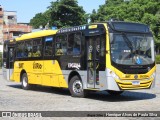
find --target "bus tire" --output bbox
[107,90,124,95]
[69,76,87,98]
[21,73,30,90]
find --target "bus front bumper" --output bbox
[101,68,156,91]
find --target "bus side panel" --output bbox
[61,70,88,89]
[13,61,35,83]
[53,60,68,88]
[43,60,68,88]
[33,61,43,85]
[13,60,68,88]
[13,61,43,84]
[43,60,58,87]
[12,62,22,82]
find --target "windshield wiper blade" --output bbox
[122,33,133,52]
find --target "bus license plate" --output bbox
[132,81,140,86]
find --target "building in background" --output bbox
[0,5,3,43]
[0,5,32,43]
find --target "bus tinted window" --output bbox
[9,48,14,62]
[25,40,32,57]
[33,38,42,57]
[55,35,67,55]
[44,36,53,56]
[17,42,25,58]
[68,32,81,55]
[110,22,150,33]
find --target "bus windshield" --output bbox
[110,33,155,65]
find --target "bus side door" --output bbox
[86,34,106,89]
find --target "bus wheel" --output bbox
[69,76,86,98]
[107,90,124,96]
[21,73,30,90]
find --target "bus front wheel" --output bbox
[69,76,87,98]
[21,73,30,90]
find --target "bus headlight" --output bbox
[111,71,120,79]
[106,68,120,79]
[112,72,119,80]
[150,72,156,79]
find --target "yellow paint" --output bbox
[88,25,98,29]
[12,60,68,88]
[103,23,114,71]
[16,30,57,41]
[116,78,153,90]
[114,66,156,90]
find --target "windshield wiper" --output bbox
[122,33,133,52]
[122,33,136,64]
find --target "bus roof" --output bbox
[16,30,58,41]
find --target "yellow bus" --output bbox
[3,21,156,97]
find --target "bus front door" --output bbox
[87,36,101,88]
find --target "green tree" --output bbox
[49,0,87,27]
[92,0,160,50]
[30,0,87,28]
[30,10,51,29]
[90,9,98,23]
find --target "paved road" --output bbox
[0,65,160,120]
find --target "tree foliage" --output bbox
[91,0,160,44]
[49,0,86,27]
[30,10,51,29]
[30,0,87,29]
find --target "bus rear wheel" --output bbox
[21,73,30,90]
[69,76,86,98]
[107,90,124,95]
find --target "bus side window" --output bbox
[16,42,25,58]
[9,48,14,61]
[73,32,81,55]
[25,40,32,57]
[55,35,67,56]
[68,32,81,55]
[68,33,74,55]
[32,38,42,57]
[44,36,53,56]
[100,35,105,57]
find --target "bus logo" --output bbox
[33,62,42,69]
[134,74,138,79]
[19,63,24,69]
[68,63,81,70]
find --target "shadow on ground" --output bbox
[8,84,156,102]
[86,91,156,102]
